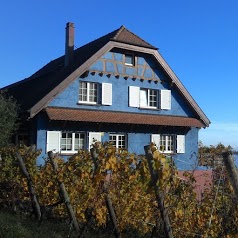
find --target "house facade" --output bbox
[3,23,210,168]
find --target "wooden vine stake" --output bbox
[15,151,41,221]
[91,146,121,238]
[222,151,238,199]
[48,151,80,234]
[104,179,121,238]
[144,145,173,238]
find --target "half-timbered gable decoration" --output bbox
[2,23,210,169]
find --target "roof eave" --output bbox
[45,107,205,128]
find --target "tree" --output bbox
[0,91,18,147]
[198,141,232,168]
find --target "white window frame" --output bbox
[139,88,158,109]
[160,135,175,153]
[61,132,86,154]
[79,81,98,104]
[109,134,127,149]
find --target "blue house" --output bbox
[3,23,210,168]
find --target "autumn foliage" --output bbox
[0,143,238,237]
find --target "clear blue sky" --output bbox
[1,1,237,149]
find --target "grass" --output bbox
[0,210,79,238]
[0,210,125,238]
[0,209,149,238]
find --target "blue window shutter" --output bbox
[177,135,185,153]
[160,90,171,110]
[129,86,140,107]
[46,131,61,153]
[102,83,112,105]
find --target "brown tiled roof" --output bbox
[46,107,205,128]
[111,26,157,49]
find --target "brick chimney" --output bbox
[65,22,74,66]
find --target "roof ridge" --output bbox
[111,25,125,40]
[125,27,156,48]
[110,25,157,49]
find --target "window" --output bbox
[79,81,112,105]
[125,54,135,66]
[46,131,85,154]
[151,134,185,154]
[109,134,126,149]
[140,88,157,108]
[79,82,98,104]
[129,86,171,110]
[160,135,174,153]
[61,132,73,151]
[61,132,85,153]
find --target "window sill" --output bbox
[125,63,134,67]
[160,151,174,154]
[78,101,100,106]
[60,151,78,156]
[139,106,159,110]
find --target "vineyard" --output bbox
[0,143,238,238]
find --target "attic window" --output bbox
[125,54,135,66]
